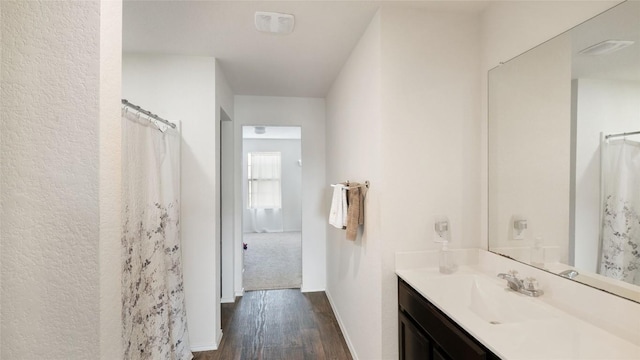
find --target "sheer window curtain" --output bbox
[248,152,283,232]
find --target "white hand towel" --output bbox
[341,186,348,226]
[329,185,347,229]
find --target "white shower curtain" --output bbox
[599,139,640,285]
[121,110,192,360]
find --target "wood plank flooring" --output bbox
[193,289,353,360]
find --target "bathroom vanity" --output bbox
[398,277,499,360]
[396,255,640,360]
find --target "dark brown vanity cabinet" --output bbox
[398,278,501,360]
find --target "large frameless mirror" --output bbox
[488,1,640,303]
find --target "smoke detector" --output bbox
[579,40,634,55]
[255,12,295,34]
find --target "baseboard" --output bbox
[216,328,223,347]
[325,289,358,360]
[221,297,235,303]
[190,344,217,352]
[191,328,223,352]
[301,287,325,293]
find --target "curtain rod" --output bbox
[121,99,177,129]
[605,130,640,139]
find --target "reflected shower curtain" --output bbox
[121,110,192,360]
[599,139,640,285]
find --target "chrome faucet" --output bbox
[559,269,579,279]
[497,270,544,297]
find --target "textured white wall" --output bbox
[325,10,383,360]
[0,0,4,347]
[1,1,102,358]
[234,96,326,293]
[99,0,123,358]
[0,1,4,348]
[122,54,220,350]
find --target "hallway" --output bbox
[243,232,302,291]
[193,289,352,360]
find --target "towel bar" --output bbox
[330,180,370,189]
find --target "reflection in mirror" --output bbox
[488,1,640,303]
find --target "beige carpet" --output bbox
[243,231,302,291]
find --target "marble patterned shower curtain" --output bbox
[121,110,192,360]
[599,139,640,285]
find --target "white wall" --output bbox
[573,79,640,271]
[122,54,220,351]
[479,0,621,249]
[1,1,121,358]
[326,6,481,359]
[242,139,302,233]
[379,7,481,358]
[216,61,236,305]
[0,0,3,348]
[234,96,326,293]
[326,10,383,360]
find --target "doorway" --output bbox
[241,126,302,290]
[220,108,234,303]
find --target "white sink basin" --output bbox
[397,265,640,360]
[468,276,554,324]
[413,273,557,325]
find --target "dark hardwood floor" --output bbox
[193,289,353,360]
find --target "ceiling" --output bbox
[570,1,640,81]
[123,1,489,98]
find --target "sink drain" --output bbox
[489,321,501,325]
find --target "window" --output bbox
[247,152,282,209]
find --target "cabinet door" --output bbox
[399,312,430,360]
[399,280,487,360]
[433,347,450,360]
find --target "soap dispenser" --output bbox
[434,217,457,274]
[531,236,545,268]
[439,241,457,274]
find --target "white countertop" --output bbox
[397,266,640,360]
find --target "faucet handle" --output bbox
[524,277,539,290]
